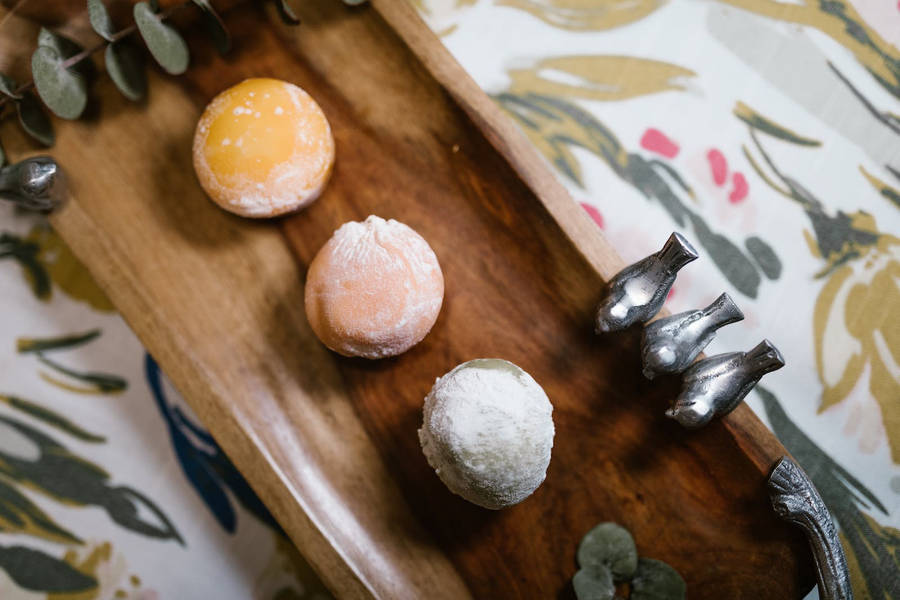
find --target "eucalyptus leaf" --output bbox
[577,522,638,581]
[0,73,21,99]
[149,0,159,11]
[105,41,147,101]
[37,28,93,78]
[16,92,55,146]
[37,28,81,57]
[630,558,686,600]
[133,2,189,75]
[31,46,88,120]
[194,0,231,55]
[572,565,615,600]
[275,0,300,25]
[87,0,115,41]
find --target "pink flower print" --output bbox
[706,149,728,186]
[729,172,748,203]
[640,128,679,158]
[580,202,604,229]
[706,148,749,203]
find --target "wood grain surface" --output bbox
[4,1,814,597]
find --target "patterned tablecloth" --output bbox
[1,1,898,598]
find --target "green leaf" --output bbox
[87,0,116,41]
[630,558,686,600]
[734,101,821,147]
[275,0,300,25]
[0,544,97,592]
[745,236,782,280]
[0,73,21,99]
[0,233,51,298]
[572,565,615,600]
[37,28,93,78]
[134,2,189,75]
[0,477,83,543]
[16,93,55,146]
[577,522,638,581]
[37,353,128,394]
[0,394,105,443]
[105,41,147,101]
[31,46,88,120]
[16,329,100,353]
[194,0,231,54]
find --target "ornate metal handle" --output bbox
[0,156,65,212]
[768,456,853,600]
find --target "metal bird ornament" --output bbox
[641,292,744,379]
[666,339,785,428]
[595,232,698,333]
[0,156,65,212]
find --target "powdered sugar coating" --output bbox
[192,78,335,218]
[305,216,444,359]
[419,359,555,509]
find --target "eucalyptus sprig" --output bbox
[573,522,686,600]
[0,0,300,166]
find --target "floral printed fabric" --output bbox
[416,0,899,596]
[0,0,897,598]
[0,208,330,598]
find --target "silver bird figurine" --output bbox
[595,232,698,333]
[666,339,785,428]
[0,156,65,212]
[641,292,744,379]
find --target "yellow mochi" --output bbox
[192,78,335,217]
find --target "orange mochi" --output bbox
[192,78,335,217]
[305,216,444,359]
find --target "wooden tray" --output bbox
[6,0,814,597]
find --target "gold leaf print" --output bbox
[859,165,900,210]
[47,541,135,600]
[509,55,695,102]
[411,0,476,36]
[734,101,822,146]
[497,0,665,31]
[24,226,115,313]
[814,235,900,460]
[411,0,476,13]
[716,0,900,99]
[496,92,627,184]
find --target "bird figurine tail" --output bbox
[703,292,744,327]
[656,232,699,275]
[743,339,785,375]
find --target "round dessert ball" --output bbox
[192,78,335,218]
[419,359,555,509]
[305,215,444,359]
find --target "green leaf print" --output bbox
[0,233,51,299]
[16,330,101,354]
[0,478,82,544]
[36,353,128,394]
[0,415,182,544]
[0,394,105,443]
[0,544,97,592]
[496,91,773,297]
